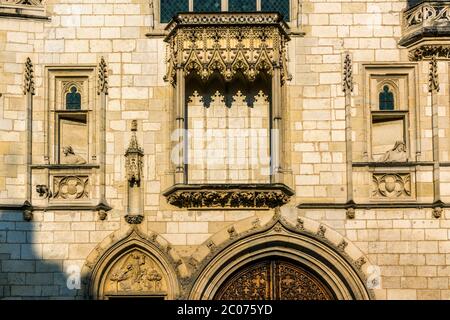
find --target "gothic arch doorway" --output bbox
[214,258,335,300]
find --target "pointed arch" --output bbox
[187,211,375,300]
[81,227,186,299]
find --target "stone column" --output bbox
[97,57,110,220]
[429,56,443,217]
[23,57,35,221]
[175,67,186,184]
[271,66,283,184]
[343,53,355,217]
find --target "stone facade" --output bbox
[0,0,450,300]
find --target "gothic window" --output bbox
[66,86,81,110]
[158,0,291,23]
[379,85,394,110]
[160,0,189,23]
[193,0,221,12]
[229,0,257,12]
[261,0,290,21]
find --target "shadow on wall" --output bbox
[0,210,82,299]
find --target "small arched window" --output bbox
[66,86,81,110]
[379,85,394,110]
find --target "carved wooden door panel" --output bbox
[214,260,334,300]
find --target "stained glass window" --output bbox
[261,0,290,21]
[379,85,394,111]
[66,86,81,110]
[229,0,256,12]
[194,0,221,12]
[160,0,189,23]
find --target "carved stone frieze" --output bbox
[408,45,450,61]
[164,12,290,84]
[372,173,411,198]
[53,176,89,200]
[166,189,290,209]
[2,0,43,6]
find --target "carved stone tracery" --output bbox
[372,173,411,198]
[164,12,290,84]
[53,175,89,200]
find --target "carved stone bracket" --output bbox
[164,12,291,84]
[163,184,294,209]
[124,214,144,224]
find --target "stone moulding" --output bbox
[163,12,291,84]
[162,183,294,209]
[400,1,450,50]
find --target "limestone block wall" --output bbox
[0,0,449,299]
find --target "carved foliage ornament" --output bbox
[409,45,450,61]
[372,173,411,198]
[97,56,108,95]
[342,53,353,94]
[167,190,290,209]
[429,56,440,93]
[165,14,290,84]
[53,176,89,200]
[23,57,35,95]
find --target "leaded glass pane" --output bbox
[66,86,81,110]
[229,0,256,12]
[261,0,290,21]
[194,0,221,12]
[379,85,394,110]
[160,0,189,23]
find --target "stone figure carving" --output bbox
[109,251,164,293]
[61,146,86,164]
[380,141,407,162]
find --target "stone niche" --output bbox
[102,249,168,299]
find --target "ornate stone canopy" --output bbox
[164,12,291,84]
[399,1,450,60]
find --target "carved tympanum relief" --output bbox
[372,173,411,198]
[53,176,89,200]
[105,250,167,295]
[214,260,333,300]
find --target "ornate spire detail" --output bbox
[342,53,353,94]
[23,57,35,95]
[428,56,440,93]
[97,56,108,95]
[125,120,144,186]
